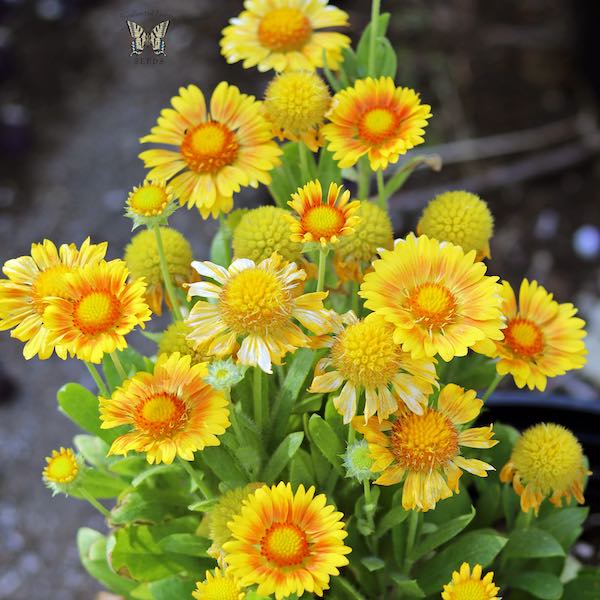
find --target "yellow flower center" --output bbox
[358,107,399,144]
[448,579,489,600]
[258,8,312,52]
[44,449,79,483]
[407,283,456,328]
[504,317,544,357]
[260,522,309,567]
[180,122,239,174]
[33,265,74,313]
[196,576,241,600]
[135,392,188,437]
[302,205,345,241]
[391,409,459,471]
[128,184,169,216]
[74,291,121,335]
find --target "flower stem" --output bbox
[85,362,109,397]
[110,351,127,381]
[316,247,329,292]
[78,487,111,518]
[298,142,312,184]
[152,223,182,321]
[178,457,213,500]
[357,156,371,199]
[253,367,263,430]
[219,214,232,266]
[376,169,387,210]
[482,372,504,402]
[403,510,420,574]
[368,0,381,77]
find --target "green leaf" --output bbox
[268,142,304,207]
[109,456,148,478]
[389,573,425,598]
[317,147,342,191]
[74,434,111,468]
[73,469,128,499]
[158,534,211,557]
[324,396,345,443]
[502,482,520,529]
[289,448,316,488]
[536,507,588,551]
[292,394,323,414]
[209,228,228,267]
[57,383,108,442]
[503,527,565,559]
[427,486,472,525]
[473,482,501,527]
[330,577,367,600]
[361,556,385,572]
[110,488,191,525]
[200,445,248,487]
[376,505,410,538]
[132,464,175,488]
[188,498,217,513]
[563,568,600,599]
[510,572,563,600]
[262,432,304,483]
[356,13,391,74]
[148,577,196,600]
[307,414,344,475]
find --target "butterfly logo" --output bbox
[126,20,170,56]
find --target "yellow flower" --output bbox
[220,0,350,73]
[192,569,245,600]
[158,321,208,365]
[125,227,193,316]
[186,254,332,373]
[309,313,437,423]
[223,482,351,599]
[0,238,107,360]
[100,352,230,464]
[500,423,588,515]
[43,447,84,496]
[125,179,177,229]
[139,83,282,219]
[42,260,151,363]
[355,384,497,511]
[475,279,586,391]
[417,191,494,260]
[442,563,500,600]
[360,234,505,362]
[322,77,432,170]
[288,180,361,247]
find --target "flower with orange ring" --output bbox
[288,180,360,247]
[322,77,432,171]
[223,482,351,599]
[99,352,230,464]
[139,82,282,219]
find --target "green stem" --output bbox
[78,487,111,518]
[482,372,504,402]
[178,458,213,500]
[298,142,312,184]
[351,280,360,315]
[219,214,232,266]
[316,247,329,292]
[348,425,356,446]
[110,351,127,381]
[152,224,182,321]
[85,362,109,397]
[404,510,420,574]
[376,169,387,210]
[368,0,381,77]
[253,367,263,430]
[357,157,371,199]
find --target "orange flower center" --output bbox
[74,291,121,335]
[407,283,456,328]
[449,579,489,600]
[260,522,309,567]
[33,265,74,313]
[135,392,188,437]
[129,184,169,216]
[180,121,239,174]
[302,205,345,241]
[391,409,459,471]
[504,317,544,357]
[258,8,312,52]
[358,107,399,144]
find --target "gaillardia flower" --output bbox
[158,321,208,365]
[360,234,505,362]
[417,190,494,260]
[186,254,332,373]
[223,482,351,599]
[500,423,588,514]
[342,440,375,483]
[100,352,230,464]
[288,180,360,247]
[192,569,245,600]
[139,83,281,219]
[125,179,177,229]
[355,384,497,511]
[43,260,151,363]
[322,77,432,170]
[309,313,437,423]
[442,563,500,600]
[220,0,350,73]
[0,238,107,360]
[475,279,586,391]
[42,447,84,496]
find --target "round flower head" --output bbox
[158,321,208,365]
[220,0,350,73]
[125,179,177,230]
[43,259,151,363]
[417,191,494,260]
[43,447,84,496]
[125,227,193,316]
[475,279,586,391]
[100,352,230,464]
[309,313,437,423]
[354,384,497,511]
[205,358,247,391]
[288,180,361,248]
[186,254,332,373]
[500,423,588,515]
[223,482,351,599]
[360,234,505,361]
[442,563,500,600]
[192,569,245,600]
[343,440,375,483]
[140,82,282,219]
[322,77,432,171]
[0,238,107,360]
[232,206,302,263]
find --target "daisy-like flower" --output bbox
[43,260,151,363]
[99,352,230,464]
[360,234,505,362]
[186,254,332,373]
[223,482,351,599]
[309,313,437,423]
[354,384,497,511]
[125,179,178,230]
[0,238,107,360]
[321,77,432,171]
[442,563,500,600]
[220,0,351,73]
[42,447,84,496]
[192,569,245,600]
[500,423,588,515]
[475,279,586,391]
[288,180,361,248]
[139,82,282,219]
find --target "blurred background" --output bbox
[0,0,598,598]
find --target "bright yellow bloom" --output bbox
[43,447,84,496]
[42,260,151,363]
[220,0,350,73]
[417,191,494,260]
[309,313,437,423]
[158,321,208,365]
[322,77,432,170]
[186,254,332,373]
[125,179,177,229]
[192,569,245,600]
[0,238,107,360]
[475,279,586,391]
[442,563,500,600]
[288,180,360,247]
[500,423,588,515]
[360,234,505,362]
[139,83,281,219]
[355,384,497,511]
[224,482,351,599]
[99,352,229,464]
